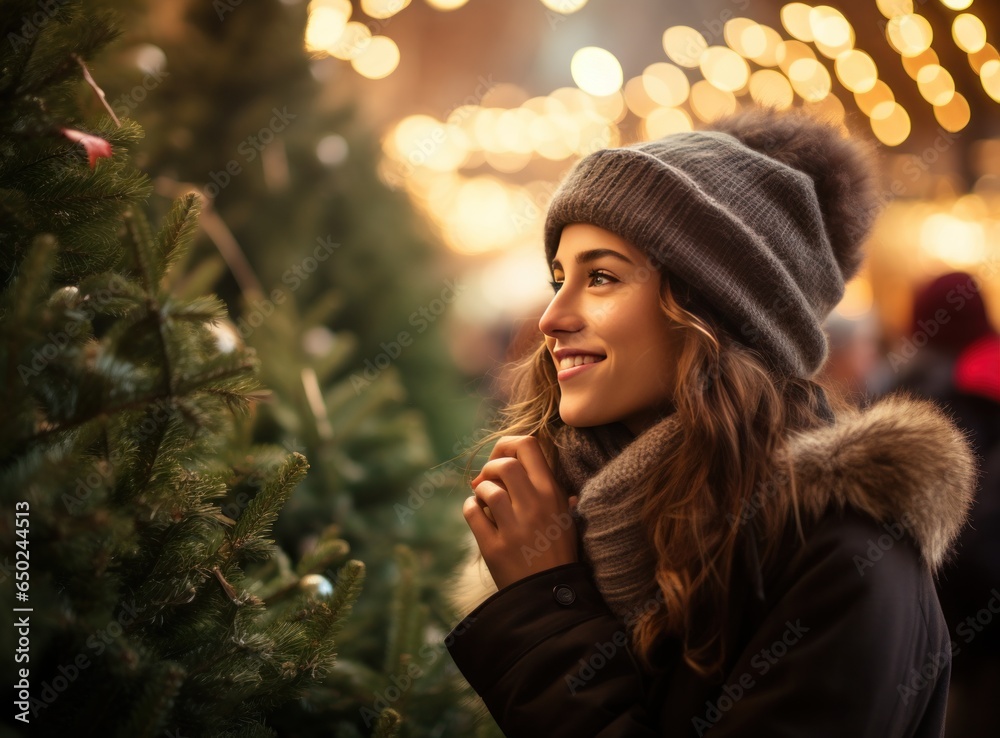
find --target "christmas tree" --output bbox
[0,2,397,735]
[3,1,501,736]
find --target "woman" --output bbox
[443,106,978,737]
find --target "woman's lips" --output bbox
[557,358,604,381]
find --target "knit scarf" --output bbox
[552,391,835,635]
[552,411,685,632]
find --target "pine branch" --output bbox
[123,204,158,295]
[155,193,202,284]
[383,544,419,677]
[230,452,309,556]
[294,535,350,577]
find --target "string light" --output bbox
[351,36,399,79]
[570,46,623,96]
[953,13,987,53]
[700,46,750,92]
[886,14,934,57]
[663,26,708,68]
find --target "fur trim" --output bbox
[786,389,979,571]
[705,105,882,284]
[445,534,498,630]
[443,390,978,624]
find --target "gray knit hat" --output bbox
[543,106,882,379]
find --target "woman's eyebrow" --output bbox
[550,248,635,272]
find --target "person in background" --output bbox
[876,270,1000,738]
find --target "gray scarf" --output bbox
[553,391,835,634]
[552,413,684,631]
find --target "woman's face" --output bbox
[539,222,677,434]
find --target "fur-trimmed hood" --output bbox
[444,390,979,627]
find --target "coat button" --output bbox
[553,584,576,606]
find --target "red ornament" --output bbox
[60,127,113,168]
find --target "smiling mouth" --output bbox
[556,355,605,380]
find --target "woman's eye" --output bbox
[548,279,562,293]
[589,270,616,287]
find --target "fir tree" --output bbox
[0,3,400,736]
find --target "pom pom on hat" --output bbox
[706,105,882,284]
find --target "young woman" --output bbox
[443,106,979,737]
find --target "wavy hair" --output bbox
[462,269,855,679]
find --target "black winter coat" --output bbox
[444,392,977,737]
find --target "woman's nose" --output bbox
[538,289,583,337]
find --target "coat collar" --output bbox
[445,390,978,624]
[780,388,976,573]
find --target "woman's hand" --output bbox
[464,435,580,590]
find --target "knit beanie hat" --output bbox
[543,106,882,379]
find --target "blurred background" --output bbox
[81,0,998,735]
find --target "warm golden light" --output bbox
[643,107,693,139]
[870,101,911,146]
[724,18,765,59]
[425,0,470,9]
[689,79,737,121]
[969,43,1000,74]
[855,79,894,115]
[934,91,970,132]
[776,40,816,76]
[571,46,623,96]
[921,213,987,267]
[941,0,974,10]
[304,1,352,54]
[916,64,955,106]
[902,47,939,79]
[876,0,913,18]
[780,3,814,42]
[351,35,400,79]
[361,0,410,19]
[788,57,832,102]
[749,69,794,108]
[981,59,1000,102]
[330,22,373,60]
[886,14,933,57]
[541,0,589,12]
[953,13,987,53]
[624,76,658,117]
[810,6,854,58]
[663,26,708,68]
[700,46,750,92]
[642,62,690,107]
[835,49,878,92]
[746,24,784,67]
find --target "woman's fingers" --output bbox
[470,456,534,511]
[472,435,559,499]
[470,478,513,528]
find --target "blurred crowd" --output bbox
[820,271,1000,738]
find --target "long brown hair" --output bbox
[463,268,855,678]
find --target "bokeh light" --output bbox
[835,49,878,93]
[953,13,987,54]
[571,46,623,96]
[642,62,690,107]
[749,68,794,108]
[916,64,955,106]
[870,101,911,145]
[700,46,750,92]
[780,3,814,42]
[541,0,589,12]
[886,14,933,57]
[662,26,708,68]
[351,35,400,79]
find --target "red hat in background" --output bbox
[909,271,995,352]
